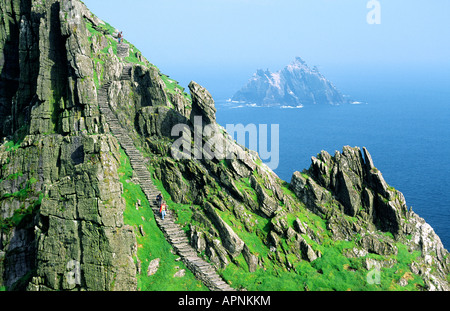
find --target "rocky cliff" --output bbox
[0,0,448,291]
[232,57,350,107]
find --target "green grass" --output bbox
[234,177,258,203]
[118,148,207,291]
[221,226,425,291]
[159,74,191,101]
[123,40,147,67]
[4,140,22,152]
[117,148,425,291]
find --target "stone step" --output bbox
[163,225,182,232]
[135,172,151,177]
[168,234,189,241]
[169,235,188,242]
[142,189,158,194]
[179,249,198,258]
[172,240,190,248]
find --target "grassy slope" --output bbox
[118,148,207,291]
[85,18,190,102]
[218,193,425,291]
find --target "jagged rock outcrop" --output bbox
[189,81,216,125]
[290,146,450,290]
[0,0,137,291]
[232,57,350,107]
[291,146,407,235]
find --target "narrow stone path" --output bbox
[97,64,234,291]
[117,43,130,58]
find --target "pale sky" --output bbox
[83,0,450,99]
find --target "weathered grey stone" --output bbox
[190,226,207,253]
[117,43,129,58]
[137,105,188,139]
[359,235,397,256]
[271,212,289,236]
[250,175,279,217]
[294,218,307,235]
[290,171,332,216]
[173,269,185,278]
[147,258,160,276]
[204,202,244,258]
[242,244,258,273]
[189,81,216,125]
[297,235,318,262]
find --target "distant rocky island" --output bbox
[232,57,351,107]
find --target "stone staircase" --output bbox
[117,43,130,58]
[120,64,132,81]
[97,65,234,292]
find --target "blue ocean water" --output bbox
[215,75,450,250]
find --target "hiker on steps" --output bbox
[118,31,123,44]
[160,201,167,220]
[156,193,163,208]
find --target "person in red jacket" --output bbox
[160,202,167,220]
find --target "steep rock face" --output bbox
[290,146,450,290]
[291,146,407,235]
[0,0,138,290]
[232,57,349,107]
[0,133,137,290]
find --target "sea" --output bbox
[214,68,450,250]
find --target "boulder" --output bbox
[147,258,160,276]
[250,175,279,217]
[294,218,307,235]
[297,235,318,262]
[204,202,244,258]
[173,269,186,278]
[242,244,258,273]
